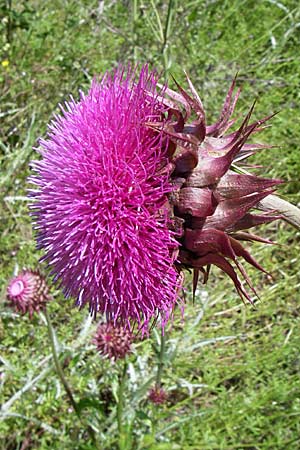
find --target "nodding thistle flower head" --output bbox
[93,322,133,360]
[29,65,181,332]
[148,387,168,405]
[7,270,51,317]
[29,64,284,330]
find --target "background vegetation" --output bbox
[1,1,300,448]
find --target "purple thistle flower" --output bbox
[7,270,51,317]
[29,66,180,331]
[29,64,291,329]
[93,322,133,360]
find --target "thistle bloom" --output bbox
[7,270,51,317]
[30,64,284,330]
[29,66,180,331]
[93,322,133,360]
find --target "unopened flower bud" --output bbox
[148,386,168,405]
[7,270,51,317]
[93,323,132,360]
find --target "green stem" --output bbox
[156,329,166,388]
[44,308,79,416]
[132,0,138,63]
[162,0,175,73]
[117,360,128,449]
[44,308,100,449]
[6,0,13,44]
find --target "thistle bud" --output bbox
[93,323,133,360]
[7,270,51,318]
[148,387,168,405]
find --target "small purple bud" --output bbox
[7,270,51,318]
[93,322,133,360]
[148,387,168,405]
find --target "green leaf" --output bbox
[76,397,104,414]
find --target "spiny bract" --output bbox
[154,74,282,302]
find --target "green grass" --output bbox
[1,1,300,449]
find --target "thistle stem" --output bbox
[156,329,166,388]
[132,0,138,63]
[6,0,13,44]
[44,308,100,449]
[117,360,128,449]
[259,194,300,230]
[162,0,175,74]
[44,308,79,415]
